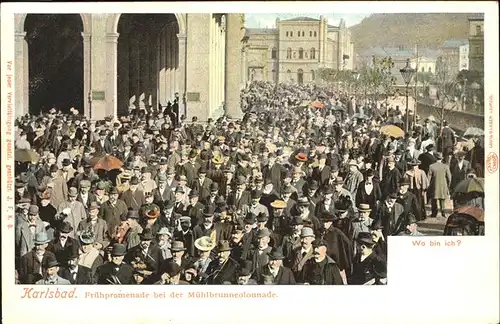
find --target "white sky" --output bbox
[244,13,371,29]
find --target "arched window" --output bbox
[290,31,293,37]
[428,66,432,73]
[314,31,317,37]
[286,31,289,37]
[310,48,316,59]
[421,67,425,72]
[271,47,277,59]
[310,31,312,37]
[287,69,292,81]
[299,48,304,59]
[302,31,305,37]
[297,69,304,85]
[311,70,315,81]
[287,48,292,59]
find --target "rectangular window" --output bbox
[286,31,289,37]
[290,31,293,37]
[298,31,300,37]
[310,31,312,37]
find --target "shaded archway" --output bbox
[297,69,304,85]
[24,14,84,115]
[116,14,180,116]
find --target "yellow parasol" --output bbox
[380,125,405,138]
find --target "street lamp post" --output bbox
[461,77,467,111]
[400,58,416,133]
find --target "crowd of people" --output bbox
[14,81,484,285]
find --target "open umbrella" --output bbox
[91,155,123,171]
[311,100,324,109]
[463,127,484,138]
[453,177,484,195]
[380,125,405,138]
[15,149,39,163]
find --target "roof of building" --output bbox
[468,13,484,20]
[327,24,339,29]
[441,39,469,48]
[282,16,320,22]
[245,28,278,36]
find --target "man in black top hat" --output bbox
[375,193,405,237]
[193,166,213,202]
[125,228,163,277]
[95,243,135,284]
[94,130,113,155]
[349,232,387,285]
[46,221,80,267]
[300,239,344,285]
[59,244,94,284]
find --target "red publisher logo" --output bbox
[486,152,498,174]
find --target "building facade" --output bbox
[459,44,469,71]
[468,14,484,76]
[14,13,245,120]
[243,16,355,84]
[438,39,468,74]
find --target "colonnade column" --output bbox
[139,34,150,109]
[117,32,129,116]
[158,27,167,107]
[106,32,119,118]
[177,33,187,117]
[169,26,177,100]
[129,34,140,109]
[14,32,28,117]
[81,32,91,117]
[220,15,226,113]
[150,30,158,109]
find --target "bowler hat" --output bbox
[308,180,319,191]
[88,201,100,211]
[370,219,384,231]
[203,205,216,217]
[251,189,262,199]
[209,183,219,192]
[62,158,72,166]
[323,186,334,194]
[163,261,182,277]
[216,240,232,252]
[256,213,268,223]
[238,267,253,277]
[28,205,39,215]
[171,241,187,252]
[290,216,304,226]
[300,227,315,238]
[175,185,185,194]
[244,213,256,225]
[80,180,91,189]
[194,236,216,252]
[406,213,418,225]
[256,228,271,238]
[139,228,154,241]
[282,185,294,194]
[356,232,375,246]
[34,232,51,245]
[188,189,199,198]
[111,243,127,256]
[268,248,285,260]
[130,176,139,185]
[42,255,60,269]
[399,178,411,186]
[59,222,73,234]
[320,211,335,222]
[388,192,398,199]
[434,152,443,160]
